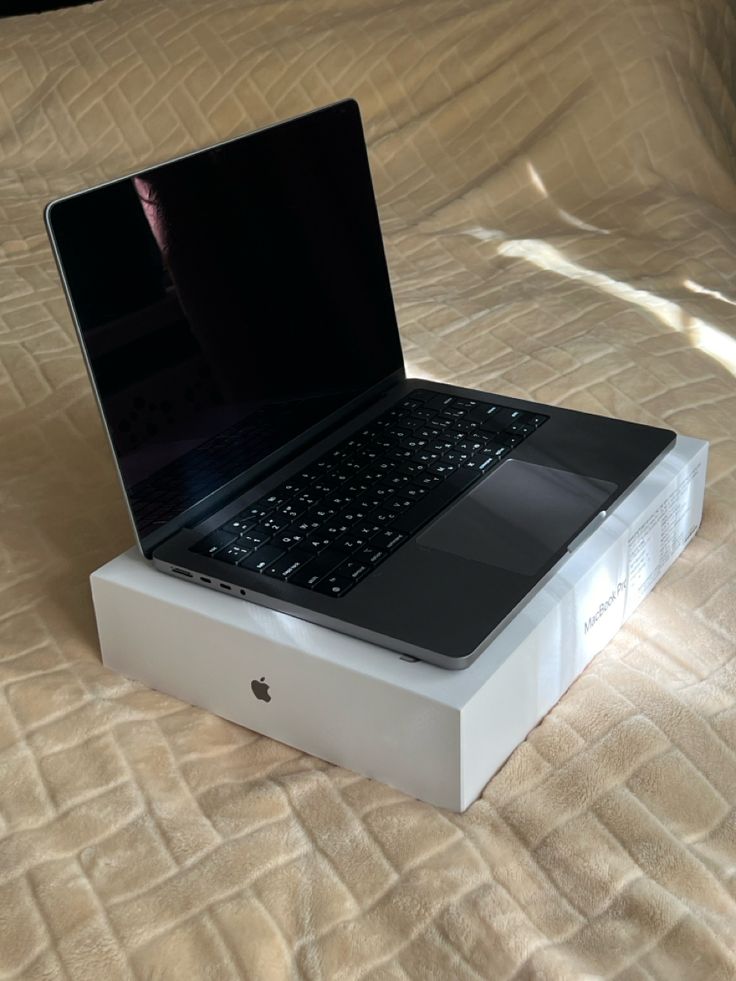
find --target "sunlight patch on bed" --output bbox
[683,278,736,309]
[496,238,736,375]
[462,225,505,243]
[527,162,610,235]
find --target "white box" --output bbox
[91,436,707,811]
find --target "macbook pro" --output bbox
[46,99,675,668]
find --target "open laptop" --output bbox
[45,99,675,669]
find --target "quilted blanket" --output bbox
[2,0,736,976]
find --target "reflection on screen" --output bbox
[49,102,404,544]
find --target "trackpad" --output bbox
[417,460,617,576]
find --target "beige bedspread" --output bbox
[2,0,736,976]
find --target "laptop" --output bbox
[45,99,675,669]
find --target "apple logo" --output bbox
[251,677,271,703]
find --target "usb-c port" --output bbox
[219,583,231,590]
[200,577,211,583]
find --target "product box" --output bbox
[91,436,707,811]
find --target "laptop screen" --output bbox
[47,101,404,549]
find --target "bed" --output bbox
[2,0,736,976]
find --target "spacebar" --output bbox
[391,467,480,536]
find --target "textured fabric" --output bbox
[2,0,736,977]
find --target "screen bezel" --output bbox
[45,99,406,558]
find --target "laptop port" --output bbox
[172,567,193,578]
[219,583,231,590]
[200,577,211,583]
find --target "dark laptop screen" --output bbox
[47,101,404,548]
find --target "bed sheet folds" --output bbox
[1,0,736,977]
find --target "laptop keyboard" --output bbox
[190,390,548,597]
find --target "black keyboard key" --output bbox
[353,494,382,513]
[314,574,353,597]
[372,436,396,450]
[222,517,256,536]
[288,564,318,588]
[413,473,442,489]
[483,442,511,460]
[428,439,455,454]
[279,502,308,521]
[355,449,379,465]
[240,544,285,572]
[191,530,237,557]
[242,504,272,520]
[428,461,456,476]
[325,492,355,510]
[240,525,272,547]
[263,550,313,581]
[324,519,351,537]
[354,546,388,566]
[443,448,470,463]
[480,407,525,432]
[309,505,337,523]
[395,416,422,431]
[288,517,318,536]
[273,529,306,549]
[373,528,406,551]
[262,515,288,533]
[493,432,522,448]
[397,484,427,501]
[381,473,410,488]
[280,480,309,496]
[346,480,372,497]
[469,403,501,422]
[303,534,337,553]
[473,454,499,473]
[289,549,345,587]
[298,464,328,481]
[387,447,413,461]
[456,439,485,453]
[218,544,253,565]
[312,479,339,497]
[354,522,381,539]
[399,436,427,450]
[427,393,453,409]
[398,461,426,476]
[295,493,318,509]
[339,559,371,583]
[333,533,368,554]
